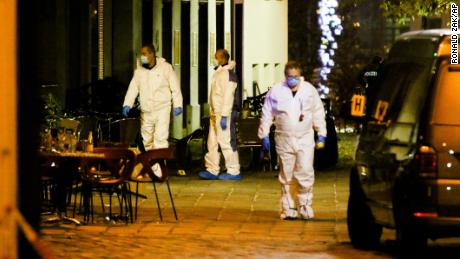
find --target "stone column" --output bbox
[171,0,183,139]
[224,0,231,54]
[103,0,112,77]
[152,0,163,56]
[188,0,200,134]
[97,0,105,79]
[56,0,69,106]
[208,0,216,101]
[132,0,142,69]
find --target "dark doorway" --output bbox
[142,0,153,44]
[18,0,42,257]
[181,1,191,128]
[216,3,224,49]
[198,2,209,106]
[234,3,243,95]
[162,1,172,63]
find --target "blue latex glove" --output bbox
[316,135,326,149]
[220,116,227,130]
[173,107,183,116]
[261,137,270,153]
[122,106,131,117]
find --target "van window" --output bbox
[431,61,460,125]
[368,59,432,159]
[370,61,432,123]
[389,38,438,59]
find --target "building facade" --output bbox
[34,0,288,139]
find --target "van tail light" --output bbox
[414,145,438,178]
[413,212,438,218]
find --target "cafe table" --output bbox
[39,150,106,225]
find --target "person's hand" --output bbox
[122,106,131,117]
[261,137,270,153]
[315,135,326,149]
[220,117,227,130]
[173,107,183,116]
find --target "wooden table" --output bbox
[39,150,106,225]
[39,150,106,159]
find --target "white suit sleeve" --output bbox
[311,87,327,137]
[258,90,274,139]
[123,70,140,107]
[168,65,183,108]
[220,72,237,117]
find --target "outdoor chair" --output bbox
[130,148,178,222]
[236,117,273,171]
[79,147,136,223]
[98,117,140,148]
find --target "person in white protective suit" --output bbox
[258,60,327,220]
[199,49,241,180]
[122,44,183,175]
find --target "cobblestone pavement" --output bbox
[41,134,460,258]
[41,165,398,258]
[40,134,460,258]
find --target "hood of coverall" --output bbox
[216,60,236,71]
[210,60,238,117]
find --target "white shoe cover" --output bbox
[151,163,162,179]
[280,209,298,220]
[298,205,314,220]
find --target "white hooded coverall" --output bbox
[123,57,183,151]
[258,80,326,218]
[205,61,240,175]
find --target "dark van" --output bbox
[347,29,460,250]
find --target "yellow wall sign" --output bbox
[374,100,389,121]
[351,94,366,117]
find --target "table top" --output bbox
[39,147,141,158]
[39,150,106,158]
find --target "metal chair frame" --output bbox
[79,147,136,223]
[131,148,178,222]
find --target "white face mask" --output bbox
[213,59,220,67]
[141,55,149,65]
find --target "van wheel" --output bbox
[394,189,427,252]
[347,168,382,249]
[396,221,427,253]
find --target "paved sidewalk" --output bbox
[41,167,392,258]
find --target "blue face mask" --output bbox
[286,76,300,88]
[141,55,149,65]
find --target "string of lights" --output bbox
[317,0,343,97]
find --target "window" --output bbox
[431,61,460,125]
[369,59,433,159]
